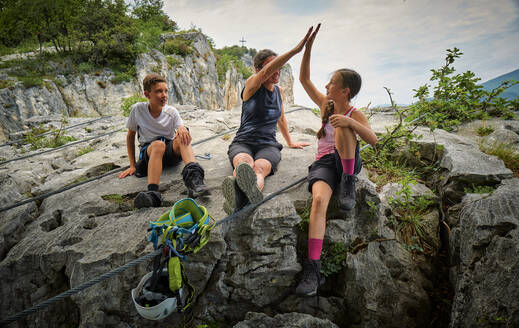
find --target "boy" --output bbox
[118,73,209,208]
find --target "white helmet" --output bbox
[131,270,186,320]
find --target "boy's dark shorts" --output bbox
[227,142,283,175]
[307,142,362,192]
[135,139,182,177]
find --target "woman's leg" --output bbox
[232,153,254,176]
[252,159,272,191]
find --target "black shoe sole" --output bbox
[236,163,263,204]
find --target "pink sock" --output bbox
[308,238,323,260]
[341,158,355,175]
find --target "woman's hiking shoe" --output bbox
[182,162,210,198]
[338,173,356,211]
[235,163,263,204]
[222,176,248,215]
[134,191,162,209]
[295,259,325,297]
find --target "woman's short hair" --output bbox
[253,49,278,70]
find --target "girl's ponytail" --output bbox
[316,100,334,139]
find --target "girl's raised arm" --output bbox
[299,23,327,109]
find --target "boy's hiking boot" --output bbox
[134,191,162,209]
[182,162,210,198]
[222,176,248,215]
[235,163,263,204]
[338,173,356,211]
[296,259,325,297]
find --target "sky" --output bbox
[163,0,519,108]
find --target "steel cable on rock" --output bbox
[0,175,308,326]
[0,116,113,148]
[0,127,124,166]
[0,106,425,325]
[0,107,312,213]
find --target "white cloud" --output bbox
[163,0,519,107]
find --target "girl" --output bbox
[296,24,378,296]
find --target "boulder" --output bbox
[449,178,519,328]
[233,312,339,328]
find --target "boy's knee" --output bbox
[149,140,166,155]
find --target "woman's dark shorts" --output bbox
[307,141,362,192]
[227,142,283,175]
[135,138,182,177]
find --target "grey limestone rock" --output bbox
[233,312,339,328]
[449,178,519,328]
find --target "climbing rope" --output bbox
[0,116,112,148]
[0,107,311,213]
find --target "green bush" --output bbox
[476,125,494,136]
[407,48,519,131]
[166,56,182,68]
[121,94,148,116]
[163,38,193,57]
[215,53,253,82]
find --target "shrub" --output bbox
[215,53,253,82]
[121,94,148,116]
[407,48,519,131]
[480,142,519,177]
[163,38,193,57]
[476,125,494,136]
[166,56,181,68]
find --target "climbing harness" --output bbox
[132,198,215,320]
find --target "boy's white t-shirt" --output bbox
[126,102,183,146]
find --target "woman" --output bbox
[296,24,378,296]
[222,27,314,214]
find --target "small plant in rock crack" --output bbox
[464,184,496,195]
[296,204,311,233]
[24,117,76,150]
[321,242,350,277]
[387,177,436,254]
[476,124,494,136]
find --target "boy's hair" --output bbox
[316,69,362,139]
[143,73,167,92]
[253,49,277,70]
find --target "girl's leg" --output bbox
[335,127,358,210]
[296,180,332,296]
[308,181,333,259]
[335,127,357,174]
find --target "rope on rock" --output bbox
[0,116,112,148]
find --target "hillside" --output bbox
[481,68,519,100]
